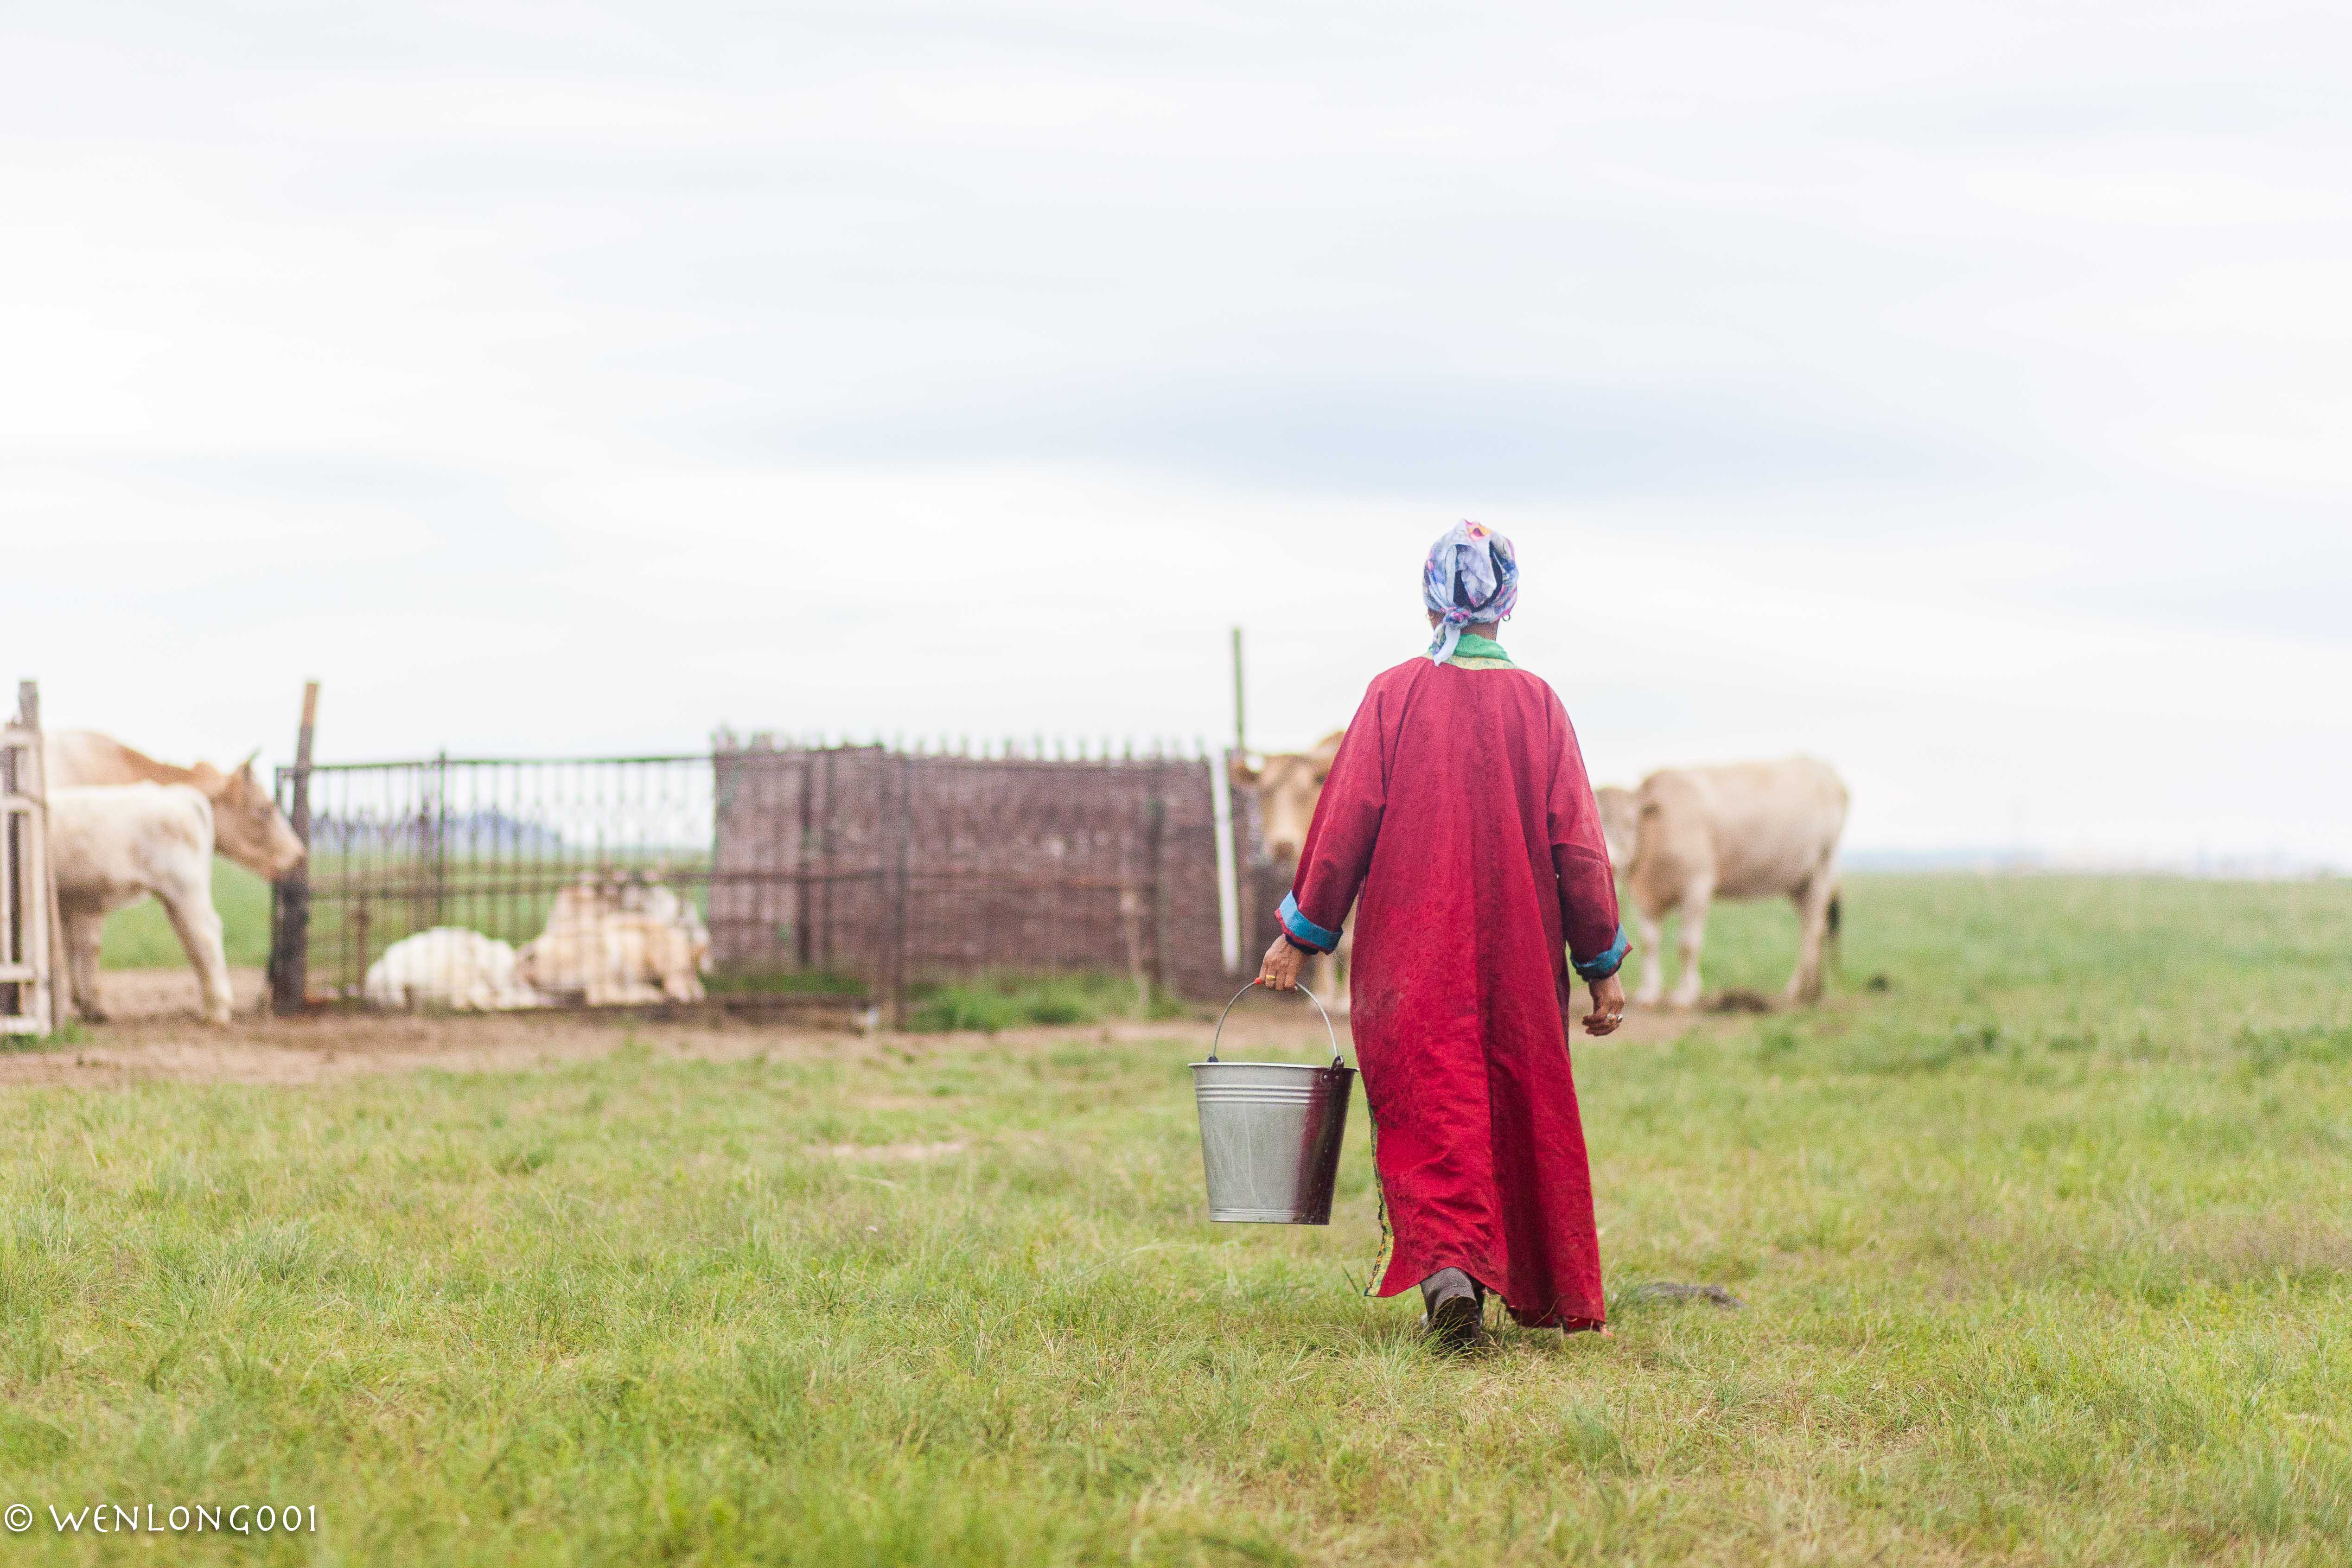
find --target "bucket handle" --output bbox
[1207,979,1345,1068]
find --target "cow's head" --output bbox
[1244,732,1345,866]
[1596,786,1639,873]
[191,752,307,881]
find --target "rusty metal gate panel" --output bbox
[276,737,1262,1017]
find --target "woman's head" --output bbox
[1423,522,1518,663]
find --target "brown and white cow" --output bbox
[1233,732,1353,1009]
[49,732,306,882]
[1599,757,1848,1009]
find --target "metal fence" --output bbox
[271,737,1268,1018]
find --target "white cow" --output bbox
[364,928,542,1012]
[1598,757,1848,1009]
[50,784,234,1025]
[1233,733,1353,1010]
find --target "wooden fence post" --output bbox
[270,681,319,1016]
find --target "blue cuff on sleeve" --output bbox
[1278,892,1341,955]
[1573,926,1631,982]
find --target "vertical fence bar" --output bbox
[430,749,450,931]
[817,748,836,973]
[269,681,319,1016]
[887,750,912,1027]
[1146,775,1173,1001]
[796,748,815,973]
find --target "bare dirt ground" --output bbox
[10,967,1730,1090]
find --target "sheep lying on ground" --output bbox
[364,927,543,1012]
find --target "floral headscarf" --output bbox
[1423,522,1518,664]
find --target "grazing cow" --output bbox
[514,873,709,1006]
[1234,733,1354,1009]
[1596,785,1640,872]
[49,732,305,882]
[1604,757,1848,1009]
[50,784,234,1025]
[364,928,542,1012]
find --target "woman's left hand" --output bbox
[1582,975,1626,1036]
[1259,934,1306,991]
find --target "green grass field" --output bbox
[12,874,2352,1564]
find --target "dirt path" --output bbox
[12,969,1735,1090]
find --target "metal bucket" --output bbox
[1191,981,1356,1225]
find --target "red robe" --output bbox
[1280,655,1626,1330]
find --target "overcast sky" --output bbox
[7,1,2348,864]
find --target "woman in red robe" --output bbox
[1258,523,1628,1348]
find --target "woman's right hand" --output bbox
[1259,934,1306,991]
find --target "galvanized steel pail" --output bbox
[1191,981,1356,1225]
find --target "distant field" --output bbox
[98,861,273,969]
[19,873,2352,1564]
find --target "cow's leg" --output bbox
[155,874,234,1026]
[1633,907,1668,1007]
[63,909,108,1023]
[1785,862,1839,1005]
[1670,880,1714,1009]
[1637,912,1674,1011]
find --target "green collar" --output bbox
[1446,632,1514,669]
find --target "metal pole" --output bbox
[1209,746,1241,974]
[1230,626,1247,759]
[271,680,319,1015]
[431,748,449,930]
